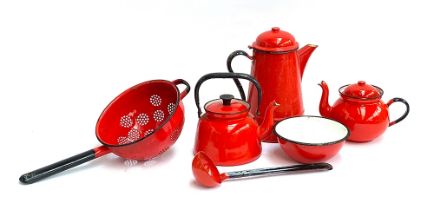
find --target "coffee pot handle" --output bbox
[387,98,410,126]
[194,72,262,118]
[226,50,253,101]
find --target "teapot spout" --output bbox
[298,44,318,79]
[258,101,279,140]
[319,81,332,117]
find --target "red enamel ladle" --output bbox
[192,152,333,188]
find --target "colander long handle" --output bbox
[19,146,110,184]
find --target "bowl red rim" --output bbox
[273,115,350,146]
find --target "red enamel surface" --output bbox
[326,98,390,142]
[251,27,298,52]
[194,113,262,166]
[239,27,317,142]
[340,81,382,100]
[204,98,249,116]
[192,152,222,188]
[247,49,316,142]
[95,79,189,160]
[319,81,401,143]
[277,138,345,163]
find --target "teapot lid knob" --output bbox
[358,81,366,85]
[220,94,234,106]
[271,27,280,32]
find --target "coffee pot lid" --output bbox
[250,27,299,52]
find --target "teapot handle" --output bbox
[226,50,253,101]
[194,72,262,118]
[387,97,410,126]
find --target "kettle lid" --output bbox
[339,81,383,100]
[251,27,299,52]
[204,94,250,116]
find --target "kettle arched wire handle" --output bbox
[226,50,253,100]
[194,72,262,118]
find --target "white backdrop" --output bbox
[1,0,433,209]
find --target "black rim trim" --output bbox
[273,115,350,146]
[95,80,181,148]
[250,47,299,54]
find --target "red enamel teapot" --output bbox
[319,81,410,142]
[194,73,279,166]
[227,27,317,142]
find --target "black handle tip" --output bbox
[19,173,32,184]
[319,163,333,170]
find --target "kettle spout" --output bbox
[319,81,332,117]
[298,44,318,79]
[258,101,279,140]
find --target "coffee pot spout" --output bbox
[298,44,318,79]
[258,101,279,140]
[319,81,333,117]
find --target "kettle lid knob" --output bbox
[220,94,234,106]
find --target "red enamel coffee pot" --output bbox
[194,73,278,166]
[227,27,317,142]
[319,81,410,142]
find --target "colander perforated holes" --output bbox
[144,129,154,137]
[120,115,133,128]
[128,129,141,141]
[153,110,164,122]
[150,95,162,106]
[117,136,132,145]
[167,103,176,114]
[136,113,149,126]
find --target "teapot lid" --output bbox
[339,81,383,100]
[204,94,249,116]
[250,27,299,52]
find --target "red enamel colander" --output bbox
[19,79,190,184]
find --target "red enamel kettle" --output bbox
[227,27,317,142]
[194,73,278,166]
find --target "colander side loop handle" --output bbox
[194,72,262,118]
[19,146,110,184]
[173,79,191,100]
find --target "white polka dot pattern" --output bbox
[153,110,164,122]
[117,136,132,145]
[150,94,162,106]
[167,103,176,114]
[136,113,149,126]
[128,129,141,141]
[144,129,154,137]
[120,115,133,128]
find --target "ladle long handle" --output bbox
[19,146,110,184]
[225,163,332,180]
